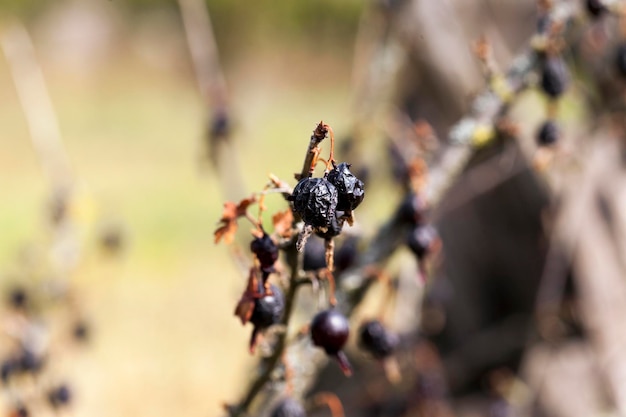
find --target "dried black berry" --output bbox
[536,120,560,146]
[358,320,399,359]
[270,397,307,417]
[407,225,438,261]
[250,233,279,274]
[47,384,71,408]
[311,309,352,374]
[327,163,365,212]
[303,236,327,271]
[315,213,344,239]
[290,178,338,229]
[249,284,284,350]
[586,0,607,18]
[541,56,569,99]
[616,43,626,78]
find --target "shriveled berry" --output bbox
[303,236,326,271]
[586,0,606,18]
[290,178,338,229]
[536,120,560,146]
[407,225,438,261]
[250,233,279,274]
[311,309,349,354]
[359,320,399,359]
[616,43,626,78]
[311,309,352,375]
[315,213,344,239]
[541,56,569,99]
[47,384,71,408]
[270,397,307,417]
[327,163,365,212]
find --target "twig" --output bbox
[1,20,72,189]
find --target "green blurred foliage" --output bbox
[0,0,363,44]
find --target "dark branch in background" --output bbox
[1,19,73,192]
[177,0,246,200]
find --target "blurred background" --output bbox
[2,0,626,417]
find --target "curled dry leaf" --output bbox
[272,209,294,239]
[234,268,262,325]
[214,195,257,244]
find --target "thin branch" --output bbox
[1,20,72,189]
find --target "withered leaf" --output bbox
[272,209,294,239]
[234,268,261,325]
[214,195,257,244]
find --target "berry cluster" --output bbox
[290,162,364,240]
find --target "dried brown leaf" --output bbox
[273,209,294,238]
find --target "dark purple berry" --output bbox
[290,178,338,229]
[358,320,399,359]
[250,233,279,274]
[209,110,230,140]
[396,193,428,225]
[303,236,326,271]
[18,349,44,375]
[250,285,284,329]
[72,320,90,342]
[311,309,352,375]
[1,358,17,385]
[249,284,284,351]
[47,384,71,408]
[586,0,607,18]
[12,405,29,417]
[8,287,28,310]
[270,397,307,417]
[536,120,560,146]
[616,43,626,78]
[315,213,344,239]
[327,163,365,212]
[311,309,349,354]
[541,56,569,99]
[334,235,359,274]
[407,225,438,261]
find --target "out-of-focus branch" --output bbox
[177,0,227,107]
[1,20,72,190]
[177,0,245,200]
